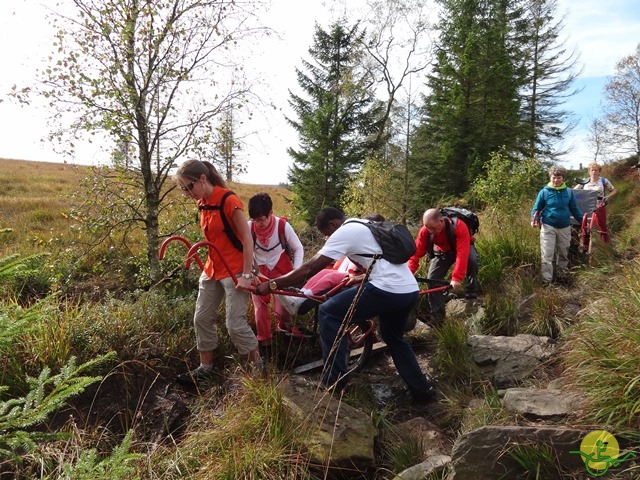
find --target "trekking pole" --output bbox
[321,257,378,387]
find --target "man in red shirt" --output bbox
[408,208,479,324]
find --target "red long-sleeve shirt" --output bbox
[407,218,472,283]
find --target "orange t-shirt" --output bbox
[198,186,245,280]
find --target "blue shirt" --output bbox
[531,184,583,228]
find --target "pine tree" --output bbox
[410,0,526,206]
[519,0,581,159]
[286,22,385,223]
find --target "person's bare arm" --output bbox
[254,253,334,295]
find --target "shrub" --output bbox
[470,153,547,213]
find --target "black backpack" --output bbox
[345,220,416,264]
[198,190,243,252]
[428,207,479,258]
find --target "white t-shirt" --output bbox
[318,219,418,294]
[248,217,304,270]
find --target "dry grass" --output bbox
[0,158,293,258]
[0,159,89,257]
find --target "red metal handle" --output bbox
[158,236,206,271]
[185,240,242,287]
[532,211,541,227]
[418,285,451,296]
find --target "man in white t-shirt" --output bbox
[255,207,436,402]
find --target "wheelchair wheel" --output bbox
[346,319,375,373]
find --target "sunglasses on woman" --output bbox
[181,180,196,192]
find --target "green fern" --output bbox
[0,353,116,461]
[0,253,47,282]
[59,429,142,480]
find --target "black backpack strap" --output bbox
[342,219,383,259]
[198,190,243,252]
[278,217,290,258]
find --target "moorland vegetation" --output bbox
[1,157,640,479]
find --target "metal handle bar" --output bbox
[532,210,541,227]
[413,277,452,296]
[158,235,206,270]
[414,277,451,287]
[273,276,352,303]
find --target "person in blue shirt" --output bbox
[531,166,583,285]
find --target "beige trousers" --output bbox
[193,272,257,355]
[540,224,571,282]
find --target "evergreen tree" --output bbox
[410,0,526,207]
[286,22,385,224]
[519,0,581,159]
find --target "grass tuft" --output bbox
[563,261,640,429]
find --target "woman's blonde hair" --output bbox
[175,160,225,187]
[588,162,602,172]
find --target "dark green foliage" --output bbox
[287,22,385,223]
[0,253,52,303]
[0,297,117,466]
[410,0,526,207]
[519,0,581,158]
[408,0,577,213]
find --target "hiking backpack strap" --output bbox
[428,218,457,259]
[252,217,290,256]
[198,190,243,252]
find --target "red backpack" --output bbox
[251,217,292,260]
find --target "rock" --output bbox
[467,334,556,388]
[395,417,450,458]
[279,376,377,471]
[501,387,583,419]
[449,425,588,479]
[393,454,451,479]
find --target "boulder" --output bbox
[468,334,556,388]
[279,376,377,471]
[501,387,583,419]
[450,425,588,479]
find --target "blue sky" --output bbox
[554,0,640,170]
[0,0,639,183]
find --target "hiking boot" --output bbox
[421,313,445,328]
[410,383,437,403]
[176,365,217,386]
[249,357,267,377]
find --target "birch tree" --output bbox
[18,0,265,281]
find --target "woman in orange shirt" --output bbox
[175,160,262,385]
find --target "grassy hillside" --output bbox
[0,157,294,257]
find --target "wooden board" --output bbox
[292,341,387,374]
